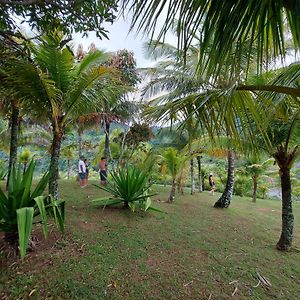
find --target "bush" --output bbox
[91,166,159,212]
[234,174,252,197]
[0,160,65,258]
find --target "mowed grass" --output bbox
[1,180,300,299]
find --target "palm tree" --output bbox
[265,116,300,251]
[0,52,24,188]
[160,147,188,202]
[61,145,76,179]
[2,31,123,199]
[101,49,140,160]
[214,150,235,208]
[124,0,300,80]
[245,156,273,203]
[142,39,265,206]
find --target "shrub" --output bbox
[0,160,65,258]
[234,174,252,197]
[91,166,159,212]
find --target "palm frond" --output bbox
[124,0,300,78]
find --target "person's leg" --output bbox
[100,170,107,185]
[80,173,85,188]
[84,173,87,187]
[100,171,104,185]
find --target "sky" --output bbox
[17,11,171,68]
[74,15,154,68]
[73,7,176,68]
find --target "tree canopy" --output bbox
[0,0,118,38]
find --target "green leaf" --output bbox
[147,206,165,213]
[31,171,50,199]
[17,207,34,259]
[20,160,35,208]
[33,196,48,238]
[91,197,123,207]
[49,196,65,235]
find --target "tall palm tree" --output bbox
[263,116,300,251]
[2,31,123,199]
[213,150,235,208]
[0,39,29,188]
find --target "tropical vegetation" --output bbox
[0,160,65,258]
[1,0,300,298]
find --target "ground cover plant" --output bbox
[1,180,300,299]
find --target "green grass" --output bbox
[1,180,300,299]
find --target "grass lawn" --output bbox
[1,180,300,299]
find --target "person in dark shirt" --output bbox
[84,158,89,186]
[209,174,215,195]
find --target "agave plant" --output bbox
[92,166,159,212]
[0,160,65,258]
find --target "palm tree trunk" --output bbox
[67,159,71,180]
[7,101,19,189]
[104,121,110,159]
[78,129,83,158]
[252,175,258,203]
[118,129,129,167]
[168,179,176,203]
[214,150,235,208]
[190,158,195,195]
[196,156,203,192]
[276,166,293,250]
[49,127,63,200]
[177,171,184,195]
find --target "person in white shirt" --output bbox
[78,156,86,188]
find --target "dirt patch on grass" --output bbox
[0,225,85,271]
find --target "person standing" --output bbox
[84,158,89,186]
[209,174,215,195]
[99,157,107,185]
[78,156,86,188]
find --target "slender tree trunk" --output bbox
[67,159,71,180]
[252,175,258,203]
[196,156,203,192]
[78,129,83,158]
[49,124,64,200]
[104,121,110,159]
[168,179,176,203]
[118,128,129,167]
[177,171,184,195]
[273,146,298,251]
[214,150,235,208]
[276,165,294,250]
[7,101,19,189]
[190,158,195,195]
